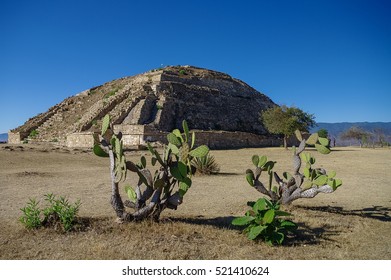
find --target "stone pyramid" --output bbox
[9,66,279,149]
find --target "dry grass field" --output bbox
[0,144,390,259]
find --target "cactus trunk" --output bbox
[109,150,125,218]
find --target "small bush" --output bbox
[232,197,297,245]
[43,194,81,231]
[29,129,39,138]
[191,153,220,175]
[19,199,42,229]
[178,69,187,75]
[19,194,81,232]
[104,87,120,99]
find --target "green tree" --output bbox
[261,106,316,149]
[317,128,328,139]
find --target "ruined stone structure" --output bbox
[9,66,282,149]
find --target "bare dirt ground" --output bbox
[0,144,390,259]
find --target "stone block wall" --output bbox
[114,125,282,149]
[66,132,96,148]
[8,132,22,144]
[66,125,282,149]
[192,131,282,149]
[113,124,166,147]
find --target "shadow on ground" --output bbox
[211,172,241,176]
[286,223,342,246]
[295,205,391,222]
[71,204,391,246]
[165,216,342,246]
[164,216,237,230]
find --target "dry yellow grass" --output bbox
[0,144,390,259]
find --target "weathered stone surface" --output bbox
[66,132,96,148]
[10,66,280,148]
[153,66,276,134]
[8,132,22,144]
[111,123,281,149]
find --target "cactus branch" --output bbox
[253,180,278,201]
[125,187,163,221]
[247,131,342,205]
[281,184,335,204]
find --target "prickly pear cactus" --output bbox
[93,116,209,222]
[245,130,342,204]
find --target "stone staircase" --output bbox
[66,83,134,134]
[29,97,80,144]
[109,82,160,126]
[34,111,64,142]
[66,71,163,133]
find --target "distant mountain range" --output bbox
[0,133,7,142]
[310,122,391,146]
[311,122,391,135]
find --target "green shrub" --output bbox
[191,153,220,175]
[104,87,119,99]
[19,194,81,232]
[42,194,81,232]
[178,69,187,75]
[232,197,297,245]
[19,199,42,229]
[29,129,39,138]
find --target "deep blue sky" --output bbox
[1,0,390,133]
